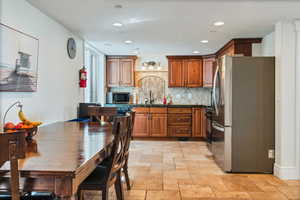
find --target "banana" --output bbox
[18,110,42,127]
[18,110,30,123]
[30,121,43,126]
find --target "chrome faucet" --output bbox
[149,90,155,104]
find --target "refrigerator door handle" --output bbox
[212,122,224,132]
[213,65,219,116]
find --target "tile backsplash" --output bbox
[109,86,212,106]
[168,87,212,106]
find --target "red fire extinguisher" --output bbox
[79,67,87,88]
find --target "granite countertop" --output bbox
[104,103,209,108]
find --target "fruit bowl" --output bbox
[3,101,42,141]
[4,126,38,142]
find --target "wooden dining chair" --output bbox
[99,107,118,122]
[122,111,135,190]
[88,106,118,123]
[0,132,55,200]
[0,131,25,200]
[78,115,130,200]
[87,106,101,122]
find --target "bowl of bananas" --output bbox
[3,102,42,142]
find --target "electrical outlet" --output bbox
[268,149,275,159]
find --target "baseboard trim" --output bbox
[274,163,300,180]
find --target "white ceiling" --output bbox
[27,0,300,55]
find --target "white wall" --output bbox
[0,0,84,126]
[274,20,300,180]
[262,32,275,56]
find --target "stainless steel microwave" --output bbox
[107,92,130,104]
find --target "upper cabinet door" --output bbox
[168,59,184,87]
[184,59,203,87]
[203,58,215,88]
[106,58,120,87]
[119,59,134,86]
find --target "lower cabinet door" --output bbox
[150,114,167,137]
[192,108,206,138]
[133,113,149,137]
[168,126,191,137]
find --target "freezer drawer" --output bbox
[211,122,232,172]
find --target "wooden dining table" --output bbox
[0,121,114,199]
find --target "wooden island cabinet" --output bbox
[132,106,206,139]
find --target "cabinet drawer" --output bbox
[168,108,192,114]
[132,107,150,113]
[168,114,192,126]
[168,126,191,137]
[150,107,167,114]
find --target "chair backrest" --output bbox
[0,131,26,200]
[87,106,118,122]
[124,111,135,155]
[99,107,118,117]
[87,106,101,122]
[0,131,26,166]
[105,115,130,182]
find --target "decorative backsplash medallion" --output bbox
[137,76,165,104]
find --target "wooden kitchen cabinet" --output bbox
[133,113,149,137]
[132,107,167,137]
[168,107,192,137]
[169,126,192,137]
[119,59,134,86]
[167,56,202,88]
[202,57,215,88]
[192,108,206,138]
[168,59,184,87]
[150,114,167,137]
[132,107,207,138]
[216,38,262,58]
[167,38,262,88]
[106,56,137,87]
[184,59,203,87]
[106,58,119,87]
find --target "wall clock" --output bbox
[67,38,76,59]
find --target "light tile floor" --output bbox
[83,141,300,200]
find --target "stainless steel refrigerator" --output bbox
[211,56,275,173]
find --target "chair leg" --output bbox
[77,188,84,200]
[123,162,131,190]
[115,171,124,200]
[102,187,109,200]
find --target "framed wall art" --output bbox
[0,23,39,92]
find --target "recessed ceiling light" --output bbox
[114,4,122,9]
[213,21,225,26]
[201,40,209,43]
[112,22,123,27]
[124,40,133,44]
[192,51,200,54]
